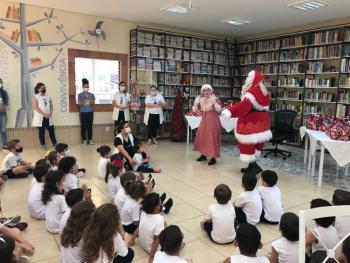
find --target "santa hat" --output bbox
[242,69,266,96]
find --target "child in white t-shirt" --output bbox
[133,144,161,173]
[59,188,84,234]
[224,223,269,263]
[114,171,137,211]
[60,200,95,263]
[81,203,134,263]
[56,143,85,177]
[332,189,350,239]
[258,170,284,224]
[105,153,124,201]
[154,225,193,263]
[201,184,236,244]
[96,145,112,179]
[42,170,68,233]
[28,163,50,220]
[45,150,60,171]
[269,212,299,263]
[234,173,262,225]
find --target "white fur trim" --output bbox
[240,153,256,163]
[242,93,269,111]
[235,129,272,144]
[255,150,261,157]
[221,109,231,119]
[259,82,268,96]
[201,84,213,94]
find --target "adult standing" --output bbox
[0,78,9,150]
[192,84,222,165]
[78,78,95,145]
[222,70,272,175]
[114,121,137,170]
[32,82,57,150]
[112,81,130,136]
[144,85,166,144]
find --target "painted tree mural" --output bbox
[0,3,88,127]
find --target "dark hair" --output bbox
[159,225,183,256]
[0,79,8,104]
[214,184,232,204]
[58,156,77,174]
[82,78,89,86]
[35,158,49,166]
[82,203,122,263]
[97,145,111,157]
[310,198,335,227]
[34,82,45,94]
[280,212,299,242]
[343,236,350,262]
[55,143,68,154]
[33,164,50,183]
[261,170,278,187]
[61,201,95,248]
[125,180,146,201]
[332,189,350,206]
[142,193,161,214]
[65,188,84,208]
[242,173,257,191]
[150,84,158,91]
[42,170,65,205]
[236,223,261,256]
[117,121,129,134]
[134,144,142,152]
[6,139,20,151]
[119,81,127,94]
[46,151,59,166]
[105,153,124,183]
[120,171,136,189]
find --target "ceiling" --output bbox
[14,0,350,37]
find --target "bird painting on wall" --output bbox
[88,21,106,48]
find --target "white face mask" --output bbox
[120,86,126,92]
[83,88,89,92]
[64,149,71,156]
[151,91,157,96]
[125,127,131,134]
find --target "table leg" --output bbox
[304,135,309,165]
[318,144,325,187]
[308,146,313,172]
[311,152,316,177]
[187,123,189,145]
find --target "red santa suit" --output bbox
[222,70,272,167]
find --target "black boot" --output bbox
[249,162,263,175]
[163,198,173,214]
[208,158,216,165]
[160,193,166,203]
[197,155,207,161]
[240,163,252,174]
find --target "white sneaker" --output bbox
[41,145,47,151]
[89,140,94,145]
[83,140,87,145]
[76,171,85,178]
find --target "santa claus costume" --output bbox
[222,70,272,175]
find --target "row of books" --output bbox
[135,45,165,58]
[164,98,175,109]
[214,54,228,65]
[214,42,227,53]
[235,65,255,76]
[277,91,303,100]
[275,103,302,112]
[239,42,255,54]
[165,35,190,48]
[304,105,334,115]
[345,31,350,42]
[191,75,212,86]
[279,77,304,87]
[134,32,163,45]
[308,45,341,59]
[160,74,190,85]
[341,59,350,73]
[256,52,279,63]
[214,88,232,97]
[165,60,190,72]
[344,44,350,57]
[280,49,307,61]
[256,64,278,75]
[304,92,334,102]
[280,63,305,74]
[192,38,212,51]
[131,58,164,71]
[163,111,173,122]
[213,77,230,87]
[265,78,278,87]
[340,77,350,87]
[167,48,190,61]
[306,62,324,74]
[10,29,20,42]
[305,78,336,88]
[337,105,350,117]
[309,30,342,45]
[27,29,42,42]
[257,39,280,51]
[5,5,20,20]
[338,91,350,103]
[192,63,212,74]
[281,35,308,48]
[239,54,255,64]
[191,51,213,63]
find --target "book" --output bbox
[31,57,43,65]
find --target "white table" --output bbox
[300,126,350,187]
[185,115,237,144]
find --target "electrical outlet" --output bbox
[106,126,110,132]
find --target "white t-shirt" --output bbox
[133,152,144,171]
[59,208,72,234]
[64,173,79,193]
[258,186,284,222]
[93,233,128,263]
[334,216,350,239]
[153,251,188,263]
[61,240,83,263]
[45,194,68,233]
[1,152,21,172]
[206,203,236,243]
[312,225,340,253]
[107,175,122,201]
[97,157,109,179]
[114,188,127,212]
[139,212,165,253]
[28,181,46,220]
[272,237,299,263]
[235,189,262,225]
[121,196,141,225]
[145,94,165,114]
[230,255,270,263]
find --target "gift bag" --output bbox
[306,114,324,130]
[319,115,334,132]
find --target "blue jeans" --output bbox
[0,112,7,146]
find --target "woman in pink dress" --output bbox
[193,84,222,165]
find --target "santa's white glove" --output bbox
[221,109,232,119]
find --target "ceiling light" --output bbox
[288,0,330,11]
[223,18,254,26]
[161,3,194,14]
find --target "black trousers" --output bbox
[147,114,160,139]
[235,207,247,225]
[123,223,138,234]
[136,164,155,173]
[80,112,94,141]
[114,111,125,136]
[203,221,215,242]
[260,210,279,225]
[0,236,15,263]
[113,248,134,263]
[38,118,57,146]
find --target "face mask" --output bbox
[151,91,157,96]
[16,147,23,153]
[120,86,126,92]
[125,127,131,134]
[83,88,89,92]
[40,88,46,94]
[71,164,79,174]
[64,149,71,156]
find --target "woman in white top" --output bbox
[81,203,134,263]
[61,200,95,263]
[144,85,166,144]
[32,82,57,150]
[112,81,130,136]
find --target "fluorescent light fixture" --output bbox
[223,18,253,26]
[288,0,329,11]
[161,4,193,14]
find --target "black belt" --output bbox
[250,109,267,112]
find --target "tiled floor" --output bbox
[0,141,337,263]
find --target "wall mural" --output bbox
[0,3,90,127]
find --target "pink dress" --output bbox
[193,97,222,158]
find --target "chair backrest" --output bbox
[299,205,350,263]
[274,110,297,135]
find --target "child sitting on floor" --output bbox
[258,170,284,224]
[133,143,161,173]
[1,139,33,179]
[234,173,262,226]
[45,150,60,171]
[224,223,269,263]
[56,143,85,177]
[332,189,350,239]
[201,184,236,244]
[153,225,193,263]
[97,145,112,180]
[114,171,136,211]
[105,153,124,201]
[269,212,299,263]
